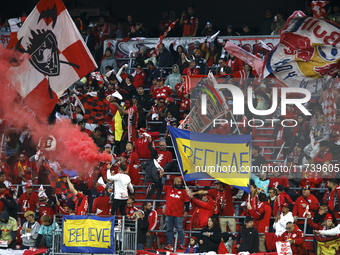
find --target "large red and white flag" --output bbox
[7,0,97,120]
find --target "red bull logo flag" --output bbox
[264,11,340,101]
[168,126,251,192]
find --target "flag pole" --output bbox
[168,126,189,190]
[276,142,285,161]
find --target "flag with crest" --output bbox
[7,0,97,120]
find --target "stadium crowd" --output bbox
[1,3,340,255]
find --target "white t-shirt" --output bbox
[273,211,294,236]
[107,172,134,200]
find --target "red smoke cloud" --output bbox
[0,48,111,172]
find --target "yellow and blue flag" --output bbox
[62,215,115,254]
[168,126,251,192]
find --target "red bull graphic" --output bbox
[264,11,340,100]
[281,33,315,61]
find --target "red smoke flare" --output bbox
[0,48,111,173]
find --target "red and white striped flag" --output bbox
[311,1,329,19]
[150,19,179,57]
[7,0,97,120]
[322,88,337,126]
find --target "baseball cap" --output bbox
[25,182,33,189]
[194,41,200,46]
[97,185,105,193]
[104,144,112,148]
[283,203,290,208]
[156,77,163,82]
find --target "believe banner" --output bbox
[62,215,115,254]
[168,126,251,192]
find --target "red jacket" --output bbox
[182,67,200,76]
[274,191,294,215]
[280,225,306,255]
[132,68,146,88]
[207,186,234,216]
[247,201,272,233]
[147,209,158,231]
[269,176,289,188]
[92,195,111,215]
[293,194,319,219]
[191,197,214,229]
[135,132,159,159]
[18,191,39,212]
[313,150,332,164]
[75,193,88,216]
[324,186,340,214]
[156,149,173,168]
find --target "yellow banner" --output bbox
[317,237,340,255]
[63,218,112,248]
[168,126,251,192]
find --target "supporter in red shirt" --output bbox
[180,6,199,37]
[269,171,289,188]
[13,153,38,184]
[189,195,214,230]
[152,77,173,100]
[18,182,39,213]
[156,139,174,171]
[164,177,190,251]
[246,192,272,252]
[37,197,57,219]
[0,183,11,213]
[92,185,111,215]
[67,177,88,216]
[182,60,200,76]
[125,195,138,218]
[0,159,12,183]
[313,141,332,164]
[125,142,139,168]
[179,93,190,112]
[131,66,146,88]
[323,179,340,219]
[227,54,243,73]
[279,222,306,255]
[135,128,160,160]
[192,182,235,232]
[293,186,319,229]
[274,185,294,215]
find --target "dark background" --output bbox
[2,0,340,36]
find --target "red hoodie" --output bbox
[280,224,306,255]
[247,201,272,233]
[274,191,294,215]
[191,197,214,229]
